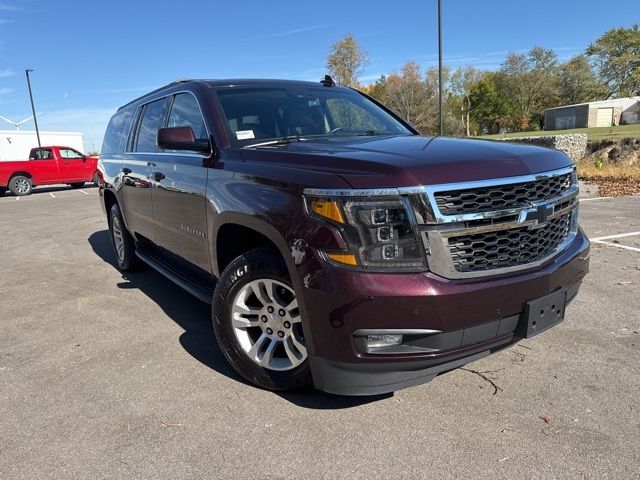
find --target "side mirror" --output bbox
[157,126,211,154]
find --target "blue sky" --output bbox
[0,0,637,150]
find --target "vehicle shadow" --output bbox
[88,229,390,409]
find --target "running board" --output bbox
[135,247,215,304]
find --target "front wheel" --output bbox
[212,248,312,391]
[9,176,32,196]
[108,203,140,272]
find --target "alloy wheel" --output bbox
[231,278,306,371]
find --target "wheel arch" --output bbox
[8,171,35,186]
[212,213,293,278]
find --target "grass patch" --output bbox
[577,159,640,196]
[481,124,640,141]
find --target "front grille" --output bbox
[434,172,573,216]
[447,212,573,272]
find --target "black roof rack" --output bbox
[117,79,192,111]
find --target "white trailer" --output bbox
[0,130,85,161]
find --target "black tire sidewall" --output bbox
[109,203,137,272]
[9,176,32,196]
[212,248,312,391]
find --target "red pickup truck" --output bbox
[0,146,99,196]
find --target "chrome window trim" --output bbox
[127,89,212,156]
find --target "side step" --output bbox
[136,246,216,304]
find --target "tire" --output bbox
[212,247,312,392]
[70,182,85,188]
[0,187,6,197]
[108,203,140,272]
[9,175,32,196]
[92,172,100,187]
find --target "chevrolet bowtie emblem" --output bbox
[523,202,554,226]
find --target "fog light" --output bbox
[366,334,403,349]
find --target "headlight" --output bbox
[307,195,426,271]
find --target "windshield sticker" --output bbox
[236,130,255,140]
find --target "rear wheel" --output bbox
[70,182,85,188]
[212,248,312,391]
[108,203,139,272]
[9,176,32,196]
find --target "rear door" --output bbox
[28,148,61,184]
[121,97,169,242]
[150,92,211,270]
[58,148,89,182]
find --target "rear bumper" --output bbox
[299,229,590,395]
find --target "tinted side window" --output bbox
[167,93,207,141]
[101,109,134,155]
[135,98,167,152]
[30,148,53,160]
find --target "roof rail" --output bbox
[117,79,192,111]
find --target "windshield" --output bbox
[214,86,413,147]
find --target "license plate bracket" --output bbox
[518,289,567,338]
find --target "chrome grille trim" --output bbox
[417,166,579,279]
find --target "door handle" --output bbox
[152,172,165,182]
[122,167,132,174]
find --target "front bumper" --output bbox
[298,229,590,395]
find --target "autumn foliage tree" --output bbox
[326,34,369,88]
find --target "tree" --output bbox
[499,47,559,130]
[326,34,369,88]
[586,25,640,98]
[368,62,439,134]
[557,55,606,105]
[449,66,482,136]
[469,72,516,134]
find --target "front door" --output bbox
[58,147,89,182]
[150,92,210,271]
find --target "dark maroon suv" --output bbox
[98,77,590,395]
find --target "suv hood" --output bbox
[240,135,574,188]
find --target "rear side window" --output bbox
[30,148,53,160]
[135,98,168,152]
[101,109,134,155]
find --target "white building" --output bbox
[544,97,640,130]
[0,130,85,161]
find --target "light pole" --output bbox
[438,0,443,136]
[25,69,41,148]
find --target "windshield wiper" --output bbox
[244,136,306,148]
[355,130,386,136]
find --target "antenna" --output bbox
[0,113,41,131]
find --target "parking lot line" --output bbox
[79,190,89,195]
[592,240,640,253]
[580,196,613,202]
[591,231,640,241]
[49,192,56,198]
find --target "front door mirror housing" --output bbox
[157,126,211,154]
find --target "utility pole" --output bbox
[25,69,41,147]
[438,0,443,136]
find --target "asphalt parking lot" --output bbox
[1,185,639,479]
